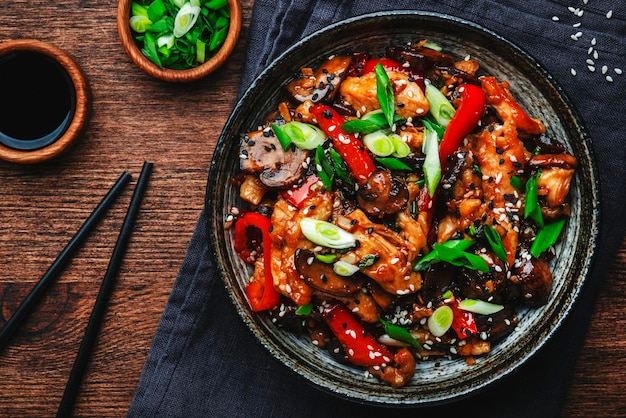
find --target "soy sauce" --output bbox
[0,51,75,150]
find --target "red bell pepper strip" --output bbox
[362,58,405,74]
[310,104,376,184]
[281,174,320,209]
[234,212,280,312]
[321,301,394,367]
[450,298,477,340]
[438,83,486,167]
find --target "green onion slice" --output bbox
[328,148,353,185]
[422,127,441,197]
[530,218,567,258]
[524,171,544,227]
[484,224,508,263]
[271,123,292,150]
[510,175,523,190]
[130,15,153,33]
[428,305,454,337]
[390,134,410,158]
[333,260,360,276]
[315,253,337,264]
[425,83,455,127]
[173,3,201,38]
[363,130,394,156]
[413,240,489,273]
[458,299,504,315]
[281,122,326,150]
[376,157,411,171]
[358,254,379,269]
[374,63,395,128]
[300,218,356,249]
[295,302,313,316]
[314,146,333,189]
[380,319,422,349]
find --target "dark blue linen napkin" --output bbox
[129,1,625,417]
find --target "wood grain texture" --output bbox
[0,1,623,416]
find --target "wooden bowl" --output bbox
[0,39,91,164]
[117,0,242,82]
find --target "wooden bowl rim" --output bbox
[0,39,91,164]
[116,0,242,82]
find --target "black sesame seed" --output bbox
[342,322,347,329]
[496,147,504,154]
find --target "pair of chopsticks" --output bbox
[0,161,152,417]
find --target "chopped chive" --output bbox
[530,218,567,258]
[483,224,508,263]
[374,63,395,128]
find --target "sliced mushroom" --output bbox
[387,44,455,73]
[357,169,409,218]
[286,55,352,104]
[239,129,309,189]
[510,254,553,307]
[294,249,364,296]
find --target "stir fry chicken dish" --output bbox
[230,40,577,388]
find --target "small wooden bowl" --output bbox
[0,39,91,164]
[117,0,242,82]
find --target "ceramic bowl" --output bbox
[206,11,599,406]
[117,0,241,82]
[0,39,91,164]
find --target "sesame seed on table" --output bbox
[0,1,624,416]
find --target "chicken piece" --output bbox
[270,192,334,305]
[239,174,266,205]
[397,125,424,150]
[480,76,546,136]
[470,121,529,265]
[339,71,429,119]
[340,209,422,296]
[456,338,491,357]
[529,153,578,208]
[368,348,415,388]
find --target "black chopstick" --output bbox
[56,161,152,418]
[0,171,132,353]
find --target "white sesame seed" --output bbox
[450,347,458,355]
[567,6,576,13]
[570,34,579,41]
[602,65,608,74]
[606,75,614,82]
[571,68,577,76]
[573,22,581,28]
[586,59,595,65]
[588,65,596,72]
[593,50,599,60]
[348,348,355,356]
[606,10,613,19]
[577,10,584,17]
[615,68,623,75]
[575,31,583,38]
[551,16,559,21]
[285,284,292,293]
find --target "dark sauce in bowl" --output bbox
[0,51,76,150]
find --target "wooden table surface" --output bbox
[0,1,624,416]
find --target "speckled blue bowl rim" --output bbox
[206,10,600,407]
